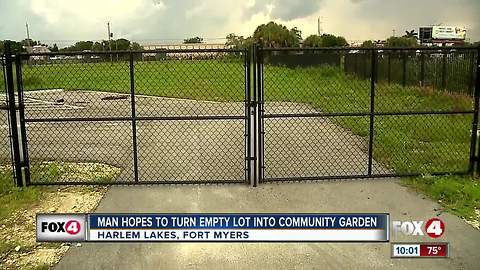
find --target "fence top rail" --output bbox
[17,48,247,57]
[259,46,479,52]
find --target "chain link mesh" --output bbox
[4,46,479,184]
[19,50,248,184]
[134,51,247,183]
[261,48,477,181]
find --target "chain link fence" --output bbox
[3,45,479,185]
[14,49,249,184]
[258,47,478,182]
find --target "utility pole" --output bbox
[318,17,324,36]
[107,22,113,62]
[25,22,31,47]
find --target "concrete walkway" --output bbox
[56,180,480,270]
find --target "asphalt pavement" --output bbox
[55,180,480,270]
[1,90,385,183]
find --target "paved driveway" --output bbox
[55,180,480,270]
[1,89,385,183]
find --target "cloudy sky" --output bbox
[0,0,479,46]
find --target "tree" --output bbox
[101,40,111,51]
[115,38,131,50]
[76,41,94,51]
[11,41,24,53]
[303,35,323,47]
[225,33,245,48]
[60,41,94,52]
[302,34,348,47]
[0,40,24,53]
[225,33,254,50]
[252,21,301,47]
[290,27,302,41]
[404,30,418,39]
[130,42,143,50]
[361,40,375,48]
[184,37,203,44]
[21,39,41,47]
[386,36,417,47]
[89,39,142,52]
[92,42,104,51]
[49,43,59,52]
[321,34,348,47]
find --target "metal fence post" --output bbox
[367,49,377,175]
[469,48,480,174]
[4,41,23,187]
[245,47,253,186]
[129,52,139,182]
[442,51,447,90]
[353,53,359,76]
[252,45,258,186]
[402,51,407,87]
[15,55,31,185]
[420,52,426,87]
[468,51,476,95]
[257,45,265,185]
[387,52,391,85]
[475,46,480,176]
[363,52,368,79]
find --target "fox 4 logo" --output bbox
[392,218,445,238]
[37,214,85,242]
[41,220,81,235]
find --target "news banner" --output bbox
[36,213,449,258]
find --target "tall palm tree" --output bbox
[404,30,418,39]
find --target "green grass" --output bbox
[0,162,117,268]
[403,175,480,220]
[0,162,119,220]
[0,168,43,263]
[0,168,43,221]
[29,161,121,184]
[21,59,246,101]
[262,64,473,174]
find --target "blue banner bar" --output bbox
[89,214,388,230]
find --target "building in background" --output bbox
[25,45,51,61]
[143,43,228,50]
[142,43,230,59]
[419,26,467,45]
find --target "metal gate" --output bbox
[3,42,252,185]
[256,46,480,183]
[3,42,480,186]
